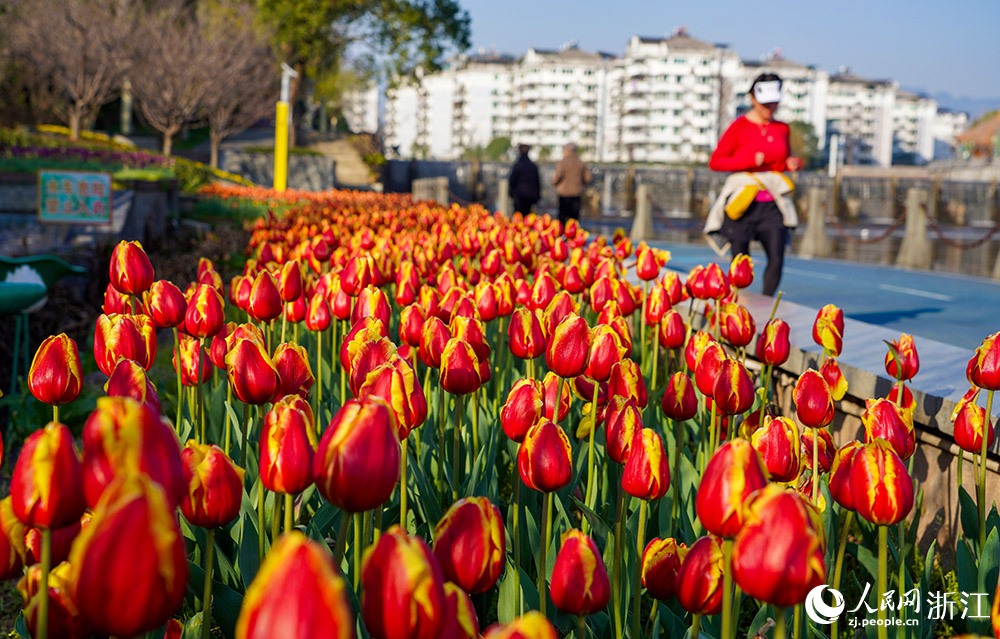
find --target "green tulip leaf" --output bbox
[958,486,979,550]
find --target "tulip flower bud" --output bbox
[174,334,212,387]
[0,498,27,580]
[675,536,725,616]
[19,561,87,639]
[440,337,482,395]
[850,439,914,525]
[820,357,848,401]
[103,282,130,314]
[420,316,450,368]
[728,254,753,289]
[70,476,187,637]
[661,372,698,422]
[755,318,790,366]
[694,341,726,397]
[110,240,155,295]
[474,282,500,322]
[812,304,844,357]
[306,294,332,332]
[247,271,283,322]
[25,516,83,567]
[643,283,670,328]
[696,440,768,538]
[105,358,160,412]
[719,303,755,348]
[545,313,591,379]
[732,485,825,606]
[94,313,147,376]
[29,333,83,406]
[261,400,316,495]
[953,389,995,454]
[399,304,426,347]
[185,284,225,338]
[359,357,427,440]
[608,358,648,408]
[314,398,400,513]
[483,612,559,639]
[746,416,801,483]
[352,285,392,328]
[180,441,244,528]
[278,260,303,302]
[862,398,915,460]
[658,309,686,350]
[209,322,236,370]
[800,427,836,474]
[362,526,447,639]
[623,429,670,500]
[968,332,1000,391]
[685,330,714,371]
[713,358,754,415]
[703,263,729,299]
[236,532,355,639]
[11,422,85,529]
[530,273,558,311]
[342,319,389,374]
[441,582,479,639]
[550,529,611,615]
[145,280,187,329]
[642,537,688,601]
[885,333,919,381]
[508,307,547,362]
[605,395,642,464]
[539,371,570,423]
[586,324,627,382]
[828,441,863,511]
[226,322,265,350]
[226,338,281,405]
[433,497,505,594]
[793,369,835,428]
[518,419,573,493]
[501,379,544,443]
[887,383,915,411]
[273,342,315,399]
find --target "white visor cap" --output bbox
[753,81,782,104]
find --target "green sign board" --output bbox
[37,170,112,225]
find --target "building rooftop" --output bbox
[743,56,812,71]
[527,46,615,63]
[634,31,721,52]
[829,71,893,86]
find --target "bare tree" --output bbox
[130,2,213,155]
[199,1,278,168]
[8,0,133,138]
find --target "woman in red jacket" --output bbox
[709,73,800,296]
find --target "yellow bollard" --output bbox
[274,101,289,192]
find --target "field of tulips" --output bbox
[6,184,1000,639]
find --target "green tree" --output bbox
[484,136,510,161]
[789,121,820,169]
[256,0,470,143]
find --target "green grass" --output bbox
[242,145,325,157]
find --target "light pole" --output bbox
[274,62,299,192]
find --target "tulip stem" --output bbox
[651,334,660,391]
[690,614,701,639]
[240,402,250,467]
[512,476,522,616]
[438,383,447,502]
[400,437,409,531]
[671,417,682,531]
[174,327,183,431]
[271,490,281,544]
[583,403,598,536]
[373,505,382,545]
[202,528,215,639]
[351,513,361,589]
[452,394,463,501]
[831,510,854,639]
[640,280,649,373]
[793,605,801,639]
[721,538,734,639]
[197,337,207,443]
[707,399,718,468]
[225,384,233,455]
[773,607,786,639]
[472,389,480,464]
[877,526,888,639]
[979,389,994,552]
[554,376,565,426]
[612,475,624,639]
[757,364,772,427]
[957,449,964,493]
[332,513,350,572]
[37,527,50,639]
[811,428,819,503]
[898,519,907,637]
[539,490,553,618]
[631,500,648,639]
[257,484,265,562]
[52,404,58,424]
[577,615,586,639]
[284,493,294,533]
[316,329,323,433]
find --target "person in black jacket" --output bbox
[508,144,540,215]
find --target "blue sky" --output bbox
[460,0,1000,103]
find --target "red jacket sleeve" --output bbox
[709,118,754,172]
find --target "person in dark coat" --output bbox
[508,144,540,215]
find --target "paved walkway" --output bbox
[647,241,1000,352]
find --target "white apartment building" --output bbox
[605,32,741,164]
[510,46,613,161]
[931,108,970,159]
[341,84,380,134]
[891,90,937,163]
[733,54,829,147]
[825,71,897,166]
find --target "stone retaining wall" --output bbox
[222,150,336,191]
